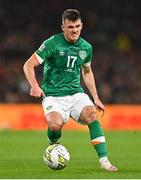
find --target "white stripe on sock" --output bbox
[92,136,106,143]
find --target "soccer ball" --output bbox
[43,144,70,170]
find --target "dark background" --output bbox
[0,0,141,103]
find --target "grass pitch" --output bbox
[0,130,141,179]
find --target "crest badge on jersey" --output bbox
[79,50,86,60]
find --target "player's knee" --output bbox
[86,111,97,122]
[81,107,97,123]
[47,120,63,131]
[50,125,61,131]
[46,113,64,131]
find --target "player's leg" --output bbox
[42,97,66,145]
[71,93,117,171]
[46,112,64,144]
[80,106,117,171]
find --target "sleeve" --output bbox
[83,45,93,67]
[35,36,55,64]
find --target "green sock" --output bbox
[47,128,61,144]
[88,120,107,158]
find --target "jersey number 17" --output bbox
[67,56,77,68]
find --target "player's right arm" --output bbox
[23,53,45,98]
[23,36,55,98]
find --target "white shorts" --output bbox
[42,92,94,124]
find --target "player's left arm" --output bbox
[81,65,105,114]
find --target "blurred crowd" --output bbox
[0,0,141,104]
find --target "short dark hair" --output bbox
[62,9,81,22]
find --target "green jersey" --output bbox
[36,33,93,96]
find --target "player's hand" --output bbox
[94,97,105,117]
[30,85,45,98]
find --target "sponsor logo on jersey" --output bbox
[59,51,65,56]
[79,50,86,60]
